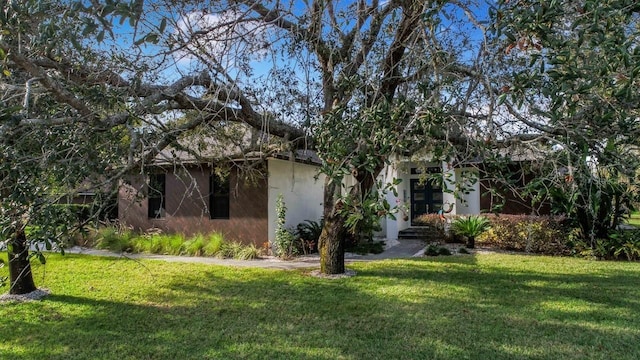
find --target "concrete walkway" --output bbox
[64,239,426,270]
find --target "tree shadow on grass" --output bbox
[0,255,639,359]
[153,261,640,359]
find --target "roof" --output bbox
[152,124,320,166]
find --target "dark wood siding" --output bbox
[118,165,268,246]
[479,163,551,215]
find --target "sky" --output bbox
[102,0,494,81]
[90,0,497,128]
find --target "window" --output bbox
[209,173,230,219]
[148,173,166,218]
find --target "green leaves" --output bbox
[451,215,491,238]
[134,32,160,46]
[492,0,640,243]
[158,18,167,34]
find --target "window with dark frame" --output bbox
[209,173,230,219]
[148,173,166,219]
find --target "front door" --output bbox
[410,179,443,225]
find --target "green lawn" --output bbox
[1,253,639,360]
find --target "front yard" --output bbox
[1,253,639,359]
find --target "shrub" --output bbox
[295,219,322,254]
[235,243,262,260]
[477,214,570,255]
[165,234,185,255]
[570,229,640,261]
[458,247,470,254]
[424,244,452,256]
[83,226,263,260]
[346,240,385,255]
[411,214,455,242]
[129,235,150,253]
[273,194,297,258]
[296,219,323,242]
[450,216,491,249]
[203,232,225,256]
[95,226,135,252]
[129,232,185,255]
[217,241,244,259]
[181,234,207,256]
[425,244,440,256]
[149,234,167,254]
[214,241,263,259]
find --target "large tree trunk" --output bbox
[318,179,347,274]
[8,229,37,295]
[318,166,384,274]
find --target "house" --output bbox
[375,152,548,240]
[118,135,546,244]
[118,149,326,246]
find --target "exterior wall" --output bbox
[479,164,551,215]
[381,159,483,239]
[455,167,481,215]
[267,159,325,243]
[442,162,458,214]
[118,165,269,246]
[479,179,550,215]
[380,161,406,240]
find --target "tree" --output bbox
[219,0,490,273]
[490,0,640,244]
[1,0,493,293]
[0,0,304,293]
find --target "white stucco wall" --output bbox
[455,167,481,215]
[267,158,326,242]
[442,161,458,214]
[379,159,483,239]
[381,162,405,240]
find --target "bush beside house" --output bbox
[414,213,640,261]
[81,226,263,260]
[478,214,570,256]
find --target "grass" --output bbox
[88,227,261,259]
[1,253,639,359]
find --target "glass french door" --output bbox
[410,179,443,225]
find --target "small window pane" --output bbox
[210,174,230,219]
[148,174,166,218]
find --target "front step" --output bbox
[398,227,441,242]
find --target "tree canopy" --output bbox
[1,0,639,293]
[491,0,640,240]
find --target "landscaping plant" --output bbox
[478,215,570,255]
[450,216,491,249]
[295,219,323,254]
[571,229,640,261]
[273,194,297,259]
[203,232,225,256]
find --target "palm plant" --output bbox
[450,216,491,249]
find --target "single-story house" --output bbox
[118,143,546,244]
[375,152,549,240]
[118,149,327,246]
